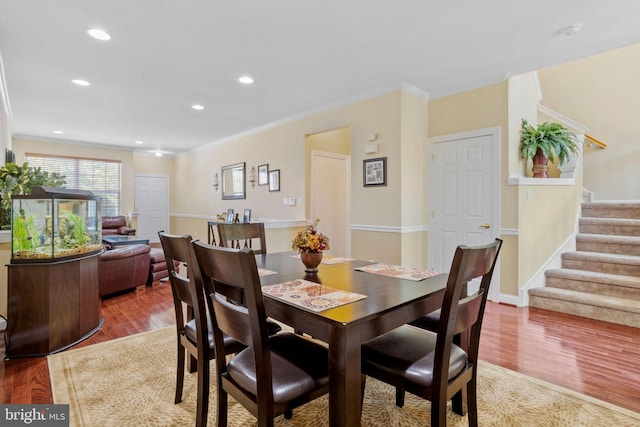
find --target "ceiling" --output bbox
[1,1,639,157]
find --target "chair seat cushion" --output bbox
[362,325,468,387]
[226,332,329,404]
[409,309,440,331]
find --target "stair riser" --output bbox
[545,276,640,299]
[529,295,640,328]
[561,259,640,277]
[579,223,640,236]
[582,206,640,219]
[577,241,640,256]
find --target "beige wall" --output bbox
[539,43,640,201]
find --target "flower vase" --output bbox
[300,252,323,273]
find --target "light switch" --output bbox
[288,197,296,206]
[283,197,289,205]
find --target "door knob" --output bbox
[479,223,490,229]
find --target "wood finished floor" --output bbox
[2,281,639,414]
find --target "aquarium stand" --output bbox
[5,251,103,358]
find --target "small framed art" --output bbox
[269,169,280,192]
[243,209,251,223]
[226,209,235,223]
[363,157,387,187]
[258,164,269,186]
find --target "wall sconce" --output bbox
[213,173,219,191]
[248,166,256,188]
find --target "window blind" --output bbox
[25,154,121,216]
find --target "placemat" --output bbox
[262,279,366,312]
[355,263,440,281]
[258,267,277,276]
[289,253,354,264]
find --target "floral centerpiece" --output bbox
[292,218,329,272]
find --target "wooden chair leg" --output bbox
[431,395,447,427]
[188,353,197,373]
[196,358,209,427]
[452,388,467,415]
[467,377,479,427]
[175,344,185,403]
[217,385,228,427]
[395,387,405,408]
[284,409,293,419]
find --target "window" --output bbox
[26,154,121,216]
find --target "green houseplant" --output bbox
[0,162,66,229]
[519,119,579,178]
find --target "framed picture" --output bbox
[363,157,387,187]
[226,208,234,223]
[269,169,280,192]
[258,164,269,186]
[243,209,251,223]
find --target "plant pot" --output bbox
[300,252,323,273]
[532,148,548,178]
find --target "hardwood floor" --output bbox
[2,281,639,414]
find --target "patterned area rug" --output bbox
[48,327,640,426]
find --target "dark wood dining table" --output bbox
[256,252,447,427]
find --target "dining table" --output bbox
[256,252,447,427]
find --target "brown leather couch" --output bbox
[102,215,136,236]
[99,244,151,298]
[148,247,178,284]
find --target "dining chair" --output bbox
[360,238,502,427]
[192,241,330,427]
[217,222,267,254]
[159,232,247,427]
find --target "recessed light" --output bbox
[560,23,583,36]
[72,79,91,86]
[87,29,111,41]
[155,152,163,157]
[238,75,254,84]
[192,104,204,110]
[52,130,63,134]
[135,140,144,145]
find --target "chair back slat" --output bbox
[217,223,267,254]
[451,289,484,336]
[192,241,272,354]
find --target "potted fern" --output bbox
[519,119,579,178]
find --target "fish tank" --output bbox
[11,186,102,263]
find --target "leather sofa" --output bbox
[102,215,136,236]
[99,244,151,298]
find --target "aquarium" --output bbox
[11,186,102,263]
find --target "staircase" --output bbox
[528,202,640,328]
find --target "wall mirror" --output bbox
[221,162,246,200]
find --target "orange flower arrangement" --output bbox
[291,218,329,253]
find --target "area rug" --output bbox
[48,327,640,426]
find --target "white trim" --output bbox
[537,104,589,134]
[0,53,12,120]
[500,228,518,236]
[496,293,519,306]
[517,233,576,307]
[400,82,430,99]
[533,71,543,103]
[350,224,428,233]
[508,175,575,186]
[170,214,307,230]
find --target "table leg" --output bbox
[328,326,362,427]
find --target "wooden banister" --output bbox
[585,133,607,149]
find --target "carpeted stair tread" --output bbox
[576,234,640,256]
[545,268,640,290]
[582,202,640,219]
[562,251,640,266]
[529,287,640,314]
[577,233,640,245]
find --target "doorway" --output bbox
[134,174,169,243]
[427,127,500,300]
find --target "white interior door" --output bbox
[134,174,169,243]
[310,151,350,257]
[427,127,500,300]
